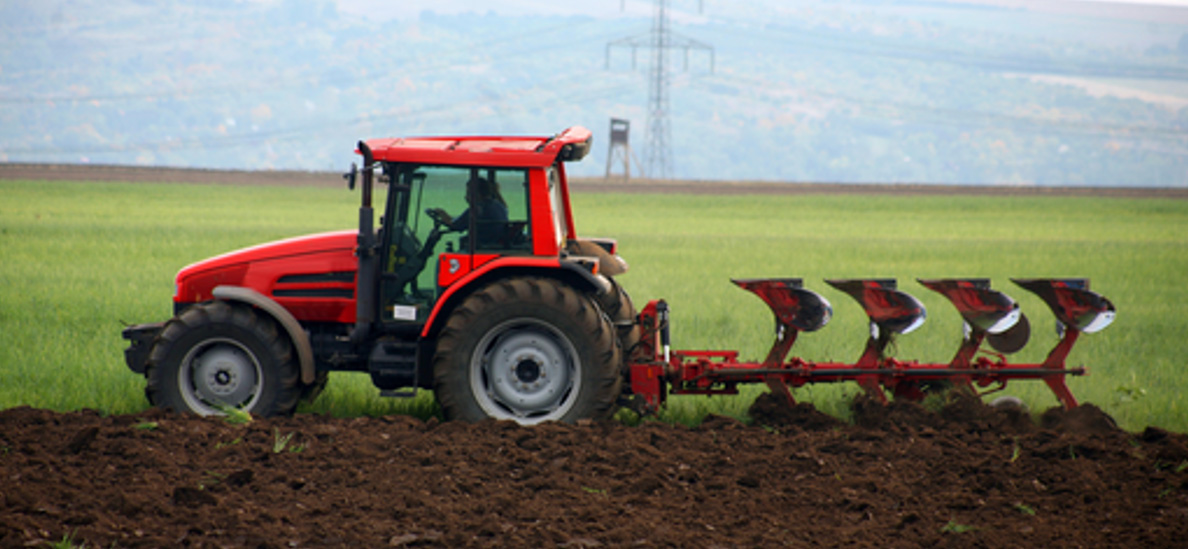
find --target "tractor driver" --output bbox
[428,176,508,248]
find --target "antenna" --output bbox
[606,0,713,180]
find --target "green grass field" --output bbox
[2,179,1185,431]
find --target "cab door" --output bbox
[379,164,534,321]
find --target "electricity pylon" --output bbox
[606,0,713,180]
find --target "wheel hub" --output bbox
[514,359,542,383]
[183,339,261,412]
[475,322,578,422]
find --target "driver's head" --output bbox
[467,177,500,203]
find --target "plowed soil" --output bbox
[3,395,1187,548]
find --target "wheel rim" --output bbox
[178,337,263,415]
[470,318,581,424]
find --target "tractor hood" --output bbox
[175,230,360,323]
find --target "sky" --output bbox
[1079,0,1188,4]
[333,0,650,19]
[8,0,1185,182]
[326,0,1188,20]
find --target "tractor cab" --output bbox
[345,127,595,342]
[374,163,534,323]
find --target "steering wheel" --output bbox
[395,210,452,295]
[425,208,451,229]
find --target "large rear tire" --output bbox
[145,301,302,417]
[596,277,641,359]
[433,278,622,424]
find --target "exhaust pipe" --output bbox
[353,141,377,343]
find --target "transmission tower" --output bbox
[606,0,713,180]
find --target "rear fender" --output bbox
[421,259,609,341]
[566,238,628,276]
[212,286,317,385]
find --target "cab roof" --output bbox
[362,126,592,168]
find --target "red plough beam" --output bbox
[627,278,1115,415]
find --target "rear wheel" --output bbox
[433,278,622,424]
[596,277,641,359]
[145,301,301,417]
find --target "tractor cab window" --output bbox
[378,164,530,324]
[427,168,531,254]
[547,165,569,246]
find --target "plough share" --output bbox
[628,278,1115,413]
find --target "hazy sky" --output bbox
[333,0,650,19]
[326,0,1188,20]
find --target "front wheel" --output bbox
[433,278,622,424]
[145,301,301,417]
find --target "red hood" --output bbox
[175,230,360,323]
[178,230,356,279]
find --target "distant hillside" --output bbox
[7,162,1187,200]
[2,0,1187,186]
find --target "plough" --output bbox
[627,278,1115,413]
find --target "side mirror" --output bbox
[343,162,357,190]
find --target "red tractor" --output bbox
[123,127,633,424]
[123,126,1116,424]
